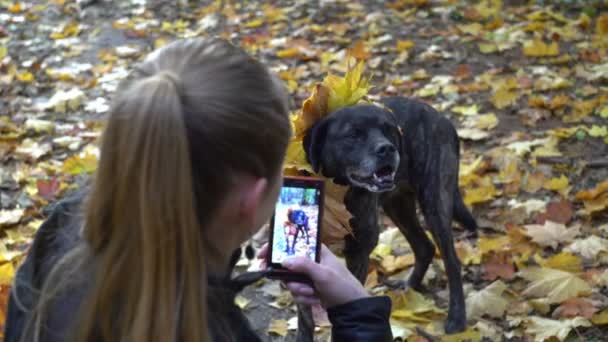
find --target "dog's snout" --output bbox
[375,143,396,157]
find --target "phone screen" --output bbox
[269,179,323,266]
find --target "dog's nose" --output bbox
[375,143,396,157]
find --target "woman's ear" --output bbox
[239,177,268,227]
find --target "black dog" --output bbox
[285,209,310,254]
[296,96,477,337]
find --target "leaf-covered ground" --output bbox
[1,0,608,341]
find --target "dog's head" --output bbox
[303,105,401,193]
[288,209,308,226]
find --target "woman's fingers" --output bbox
[292,296,321,306]
[286,282,315,296]
[257,243,269,259]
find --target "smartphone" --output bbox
[267,176,324,283]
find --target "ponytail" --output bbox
[70,70,208,342]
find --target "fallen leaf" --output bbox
[591,308,608,325]
[37,177,60,201]
[390,289,445,323]
[466,280,509,320]
[525,316,590,342]
[483,252,515,281]
[575,179,608,215]
[452,104,479,116]
[0,263,15,285]
[0,209,25,227]
[543,175,570,197]
[552,298,597,319]
[267,319,288,337]
[479,235,511,256]
[523,221,579,249]
[522,39,559,57]
[538,252,582,274]
[542,199,573,224]
[564,236,608,260]
[234,295,250,309]
[62,152,98,175]
[491,87,520,109]
[520,267,591,304]
[596,13,608,35]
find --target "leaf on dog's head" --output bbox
[294,84,330,138]
[324,60,371,114]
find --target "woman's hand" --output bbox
[258,244,369,308]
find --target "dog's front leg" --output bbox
[296,303,314,342]
[344,187,380,283]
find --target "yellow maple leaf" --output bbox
[276,47,300,59]
[537,252,582,273]
[325,60,371,113]
[16,70,34,83]
[592,308,608,325]
[491,87,520,109]
[543,174,570,197]
[525,316,591,342]
[522,39,559,57]
[267,319,288,337]
[463,184,497,206]
[396,40,415,52]
[478,235,511,256]
[62,152,98,175]
[466,280,509,320]
[0,263,15,285]
[520,267,591,304]
[390,289,445,324]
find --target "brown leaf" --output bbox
[483,252,515,281]
[552,298,597,319]
[536,199,573,225]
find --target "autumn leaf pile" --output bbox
[1,0,608,341]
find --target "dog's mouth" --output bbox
[347,165,397,192]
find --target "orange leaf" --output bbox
[347,41,371,60]
[296,84,330,137]
[575,179,608,201]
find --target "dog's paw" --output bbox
[444,314,467,334]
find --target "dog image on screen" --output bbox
[271,187,319,264]
[285,208,310,254]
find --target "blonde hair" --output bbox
[23,37,290,342]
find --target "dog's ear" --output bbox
[303,118,331,174]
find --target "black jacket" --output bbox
[4,191,393,342]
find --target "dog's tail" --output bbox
[453,188,478,233]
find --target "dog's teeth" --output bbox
[373,173,379,181]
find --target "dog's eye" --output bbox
[348,128,365,140]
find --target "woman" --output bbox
[5,37,392,342]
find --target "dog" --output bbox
[295,96,477,338]
[285,209,310,254]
